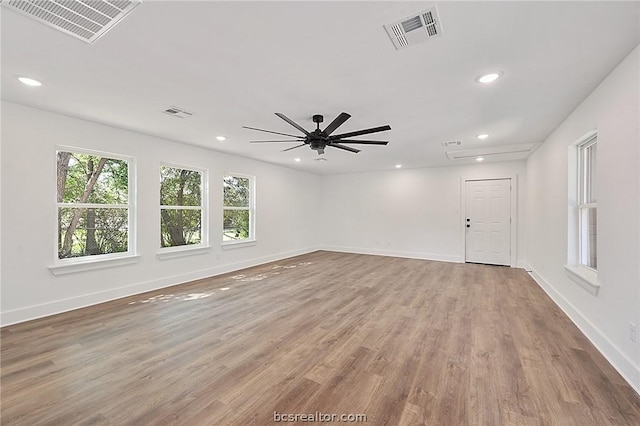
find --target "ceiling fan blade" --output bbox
[330,125,391,140]
[329,143,360,153]
[282,143,307,152]
[332,139,389,145]
[322,112,351,136]
[250,140,305,143]
[242,126,301,138]
[275,113,310,135]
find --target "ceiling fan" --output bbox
[243,112,391,155]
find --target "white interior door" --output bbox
[465,179,511,266]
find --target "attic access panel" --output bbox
[1,0,141,43]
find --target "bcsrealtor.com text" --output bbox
[273,411,368,423]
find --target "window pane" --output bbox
[585,143,596,203]
[223,209,250,241]
[223,176,250,207]
[579,207,597,269]
[57,152,128,204]
[161,209,202,247]
[160,166,202,206]
[58,207,128,259]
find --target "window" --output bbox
[160,165,206,248]
[56,149,133,260]
[565,132,598,293]
[223,174,255,242]
[578,137,597,270]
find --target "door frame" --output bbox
[460,175,518,267]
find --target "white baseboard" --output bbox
[321,245,464,264]
[528,267,640,396]
[516,260,531,271]
[0,246,321,327]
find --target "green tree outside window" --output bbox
[223,175,253,241]
[57,151,130,259]
[160,166,203,248]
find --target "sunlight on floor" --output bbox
[128,292,214,305]
[127,261,313,304]
[231,261,313,282]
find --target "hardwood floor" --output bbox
[2,251,639,425]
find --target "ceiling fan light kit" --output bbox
[244,112,391,155]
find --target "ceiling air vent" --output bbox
[384,7,442,50]
[442,140,462,148]
[1,0,141,44]
[163,106,194,119]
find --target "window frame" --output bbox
[158,162,210,258]
[222,173,256,246]
[577,137,597,271]
[565,131,599,294]
[50,146,138,275]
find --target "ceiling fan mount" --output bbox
[243,112,391,155]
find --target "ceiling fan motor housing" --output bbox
[310,138,326,153]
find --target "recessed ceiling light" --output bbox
[477,72,502,84]
[18,77,42,87]
[476,134,489,140]
[476,157,484,162]
[216,136,226,141]
[294,158,301,162]
[395,164,402,169]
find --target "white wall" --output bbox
[320,161,527,266]
[526,46,640,392]
[2,48,638,396]
[0,102,321,325]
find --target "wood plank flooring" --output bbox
[2,251,639,425]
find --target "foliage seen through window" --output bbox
[223,175,252,241]
[57,151,129,259]
[160,166,203,248]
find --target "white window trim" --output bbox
[50,253,141,276]
[566,131,599,294]
[158,162,209,257]
[157,245,212,260]
[221,239,257,249]
[51,146,137,274]
[222,173,256,246]
[563,264,599,295]
[577,138,597,271]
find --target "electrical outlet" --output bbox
[630,322,637,342]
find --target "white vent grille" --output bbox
[1,0,141,43]
[384,7,442,50]
[442,140,462,148]
[163,106,194,119]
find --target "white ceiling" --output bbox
[2,1,639,175]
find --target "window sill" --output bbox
[157,245,211,260]
[221,239,257,250]
[50,254,141,276]
[564,264,600,295]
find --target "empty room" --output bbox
[1,1,639,424]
